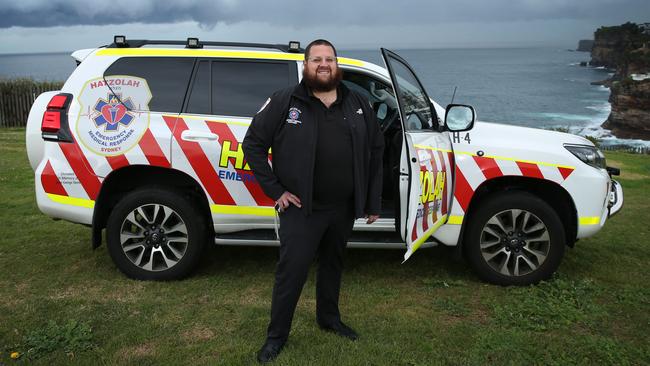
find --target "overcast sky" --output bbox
[0,0,648,54]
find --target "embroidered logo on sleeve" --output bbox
[356,108,363,115]
[286,107,302,125]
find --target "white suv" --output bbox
[26,37,623,285]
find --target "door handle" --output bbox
[181,130,218,142]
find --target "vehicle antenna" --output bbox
[450,86,457,105]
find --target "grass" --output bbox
[1,128,649,365]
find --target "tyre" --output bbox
[106,187,207,280]
[463,191,565,286]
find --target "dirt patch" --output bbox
[181,325,215,343]
[222,285,269,307]
[48,282,145,302]
[118,343,157,359]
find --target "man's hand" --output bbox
[276,191,302,211]
[365,214,380,224]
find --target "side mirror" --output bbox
[445,104,475,132]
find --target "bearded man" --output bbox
[243,39,384,363]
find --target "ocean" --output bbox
[1,47,647,147]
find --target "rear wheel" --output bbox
[464,191,565,286]
[106,187,207,280]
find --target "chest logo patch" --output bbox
[286,107,302,125]
[356,108,363,115]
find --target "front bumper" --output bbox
[608,179,623,217]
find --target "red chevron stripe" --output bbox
[558,167,574,180]
[473,156,503,180]
[437,150,449,216]
[420,164,430,233]
[454,165,473,211]
[164,116,235,205]
[516,161,544,179]
[139,128,170,168]
[41,160,67,196]
[106,154,129,170]
[206,121,275,206]
[57,140,101,199]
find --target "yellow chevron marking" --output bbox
[454,150,575,170]
[579,216,600,225]
[46,193,95,208]
[447,215,464,225]
[96,48,364,66]
[167,114,251,127]
[413,144,453,153]
[211,204,275,217]
[408,214,448,256]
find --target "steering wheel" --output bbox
[381,107,400,133]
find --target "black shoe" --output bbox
[319,321,359,341]
[256,341,283,363]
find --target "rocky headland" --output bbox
[577,40,594,52]
[589,22,650,140]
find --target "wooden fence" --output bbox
[601,144,650,155]
[0,79,63,128]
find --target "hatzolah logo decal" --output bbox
[92,93,135,131]
[76,76,152,157]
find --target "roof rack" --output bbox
[108,36,303,53]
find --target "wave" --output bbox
[546,103,650,147]
[585,102,611,113]
[538,112,600,123]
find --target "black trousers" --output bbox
[266,203,356,345]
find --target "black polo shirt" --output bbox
[308,85,355,210]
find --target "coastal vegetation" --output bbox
[0,78,63,128]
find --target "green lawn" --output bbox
[1,128,649,365]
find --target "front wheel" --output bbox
[463,191,566,286]
[106,187,207,280]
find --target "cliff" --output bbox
[577,40,594,52]
[590,22,648,69]
[602,78,650,139]
[591,22,650,140]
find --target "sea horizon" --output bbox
[1,47,647,147]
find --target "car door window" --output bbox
[186,60,210,115]
[387,60,435,131]
[210,60,297,117]
[342,72,398,130]
[104,57,195,113]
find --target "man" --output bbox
[243,39,384,363]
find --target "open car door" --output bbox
[381,48,454,261]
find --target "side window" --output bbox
[104,57,195,113]
[342,71,398,130]
[186,61,210,115]
[211,61,295,117]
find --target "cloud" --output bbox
[0,0,648,29]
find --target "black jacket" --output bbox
[243,81,384,218]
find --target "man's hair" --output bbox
[304,39,338,60]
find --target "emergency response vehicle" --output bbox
[25,37,623,285]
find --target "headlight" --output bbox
[564,144,606,169]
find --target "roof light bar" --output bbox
[288,41,301,53]
[114,35,127,47]
[186,37,202,49]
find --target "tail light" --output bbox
[41,93,73,142]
